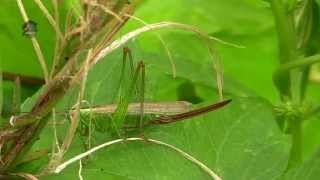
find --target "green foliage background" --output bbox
[1,0,320,179]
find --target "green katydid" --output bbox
[7,47,231,147]
[77,47,231,139]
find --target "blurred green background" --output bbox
[1,0,320,178]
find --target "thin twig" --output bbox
[206,41,224,100]
[30,38,50,83]
[91,22,227,99]
[46,78,88,172]
[9,173,39,180]
[88,4,133,61]
[54,137,222,180]
[33,0,64,40]
[124,14,177,78]
[78,159,84,180]
[8,5,132,127]
[16,0,28,21]
[47,50,92,171]
[50,0,64,78]
[2,72,44,85]
[52,109,61,153]
[60,49,92,153]
[16,0,50,83]
[86,1,124,22]
[93,22,227,65]
[0,4,133,171]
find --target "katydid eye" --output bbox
[22,20,37,37]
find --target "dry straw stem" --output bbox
[51,0,64,78]
[51,109,61,153]
[78,159,84,180]
[124,14,177,78]
[30,38,50,83]
[9,173,39,180]
[91,21,240,100]
[1,4,132,172]
[93,21,239,64]
[86,1,124,22]
[207,43,224,100]
[61,49,91,154]
[46,50,92,171]
[2,72,45,85]
[9,4,132,127]
[54,137,222,180]
[89,2,177,77]
[33,0,64,40]
[16,0,50,83]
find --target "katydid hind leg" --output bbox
[138,61,145,133]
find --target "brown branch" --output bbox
[2,72,44,86]
[0,3,134,172]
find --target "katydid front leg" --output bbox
[112,60,145,137]
[113,47,134,102]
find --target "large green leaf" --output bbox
[44,98,290,180]
[120,0,278,101]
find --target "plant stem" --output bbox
[1,5,134,171]
[274,53,320,84]
[270,0,305,169]
[33,0,63,40]
[16,0,50,83]
[287,118,302,168]
[270,0,297,63]
[281,53,320,69]
[50,0,63,78]
[270,0,298,100]
[2,72,45,86]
